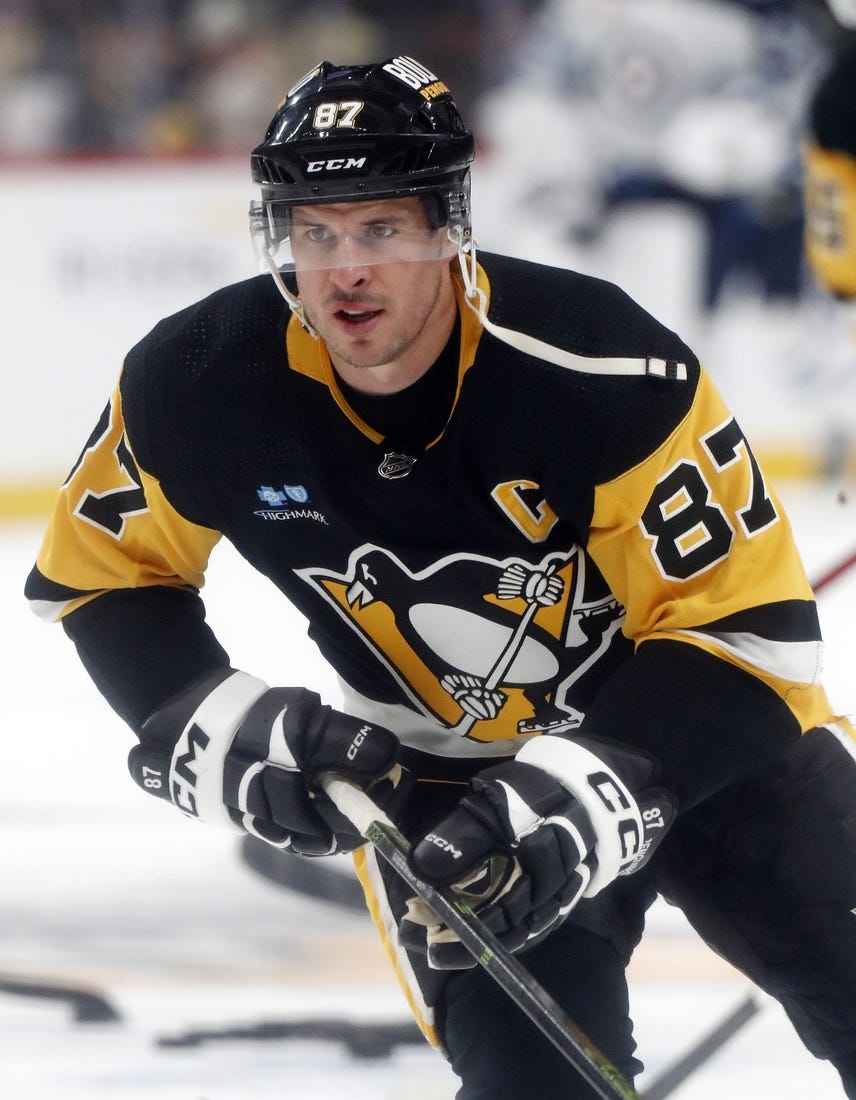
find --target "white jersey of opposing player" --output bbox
[478,0,828,206]
[827,0,856,26]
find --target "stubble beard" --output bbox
[302,265,444,373]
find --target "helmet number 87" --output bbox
[639,417,779,581]
[313,101,364,130]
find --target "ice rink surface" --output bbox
[2,478,854,1099]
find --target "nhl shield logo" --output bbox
[378,452,417,479]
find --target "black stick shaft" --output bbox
[322,776,638,1100]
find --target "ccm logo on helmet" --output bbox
[306,156,367,173]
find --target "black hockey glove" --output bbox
[400,735,676,969]
[128,669,410,856]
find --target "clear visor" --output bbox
[250,199,460,274]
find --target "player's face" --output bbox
[292,198,457,390]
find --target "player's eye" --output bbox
[298,225,334,244]
[366,223,396,240]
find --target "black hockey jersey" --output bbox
[25,252,844,797]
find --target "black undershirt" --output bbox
[334,317,461,450]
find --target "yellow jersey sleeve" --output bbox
[31,381,221,622]
[588,368,831,732]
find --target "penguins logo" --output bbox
[298,546,625,743]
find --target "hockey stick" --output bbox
[450,598,541,736]
[451,567,558,737]
[811,546,856,595]
[154,1001,760,1094]
[0,973,121,1023]
[321,774,639,1100]
[639,993,760,1100]
[238,835,765,1095]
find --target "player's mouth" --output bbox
[332,304,383,332]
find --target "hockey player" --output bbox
[801,31,856,477]
[25,57,856,1098]
[804,35,856,299]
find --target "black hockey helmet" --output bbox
[251,57,473,229]
[249,57,475,329]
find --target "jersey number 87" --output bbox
[640,417,778,582]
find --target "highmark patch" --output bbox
[254,484,328,524]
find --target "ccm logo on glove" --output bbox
[166,723,211,816]
[347,725,372,760]
[588,769,644,864]
[129,669,411,857]
[401,733,676,969]
[423,833,464,859]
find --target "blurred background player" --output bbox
[800,10,856,477]
[804,31,856,299]
[472,0,855,477]
[474,0,832,322]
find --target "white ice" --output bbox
[2,477,854,1099]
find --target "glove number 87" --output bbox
[141,766,162,790]
[640,417,778,582]
[643,806,665,828]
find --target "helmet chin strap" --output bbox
[455,231,687,381]
[455,231,486,324]
[262,229,681,381]
[260,250,319,338]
